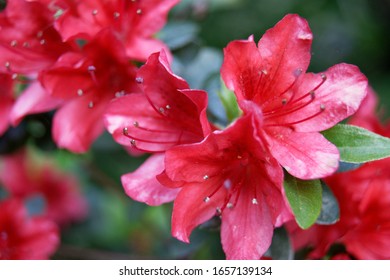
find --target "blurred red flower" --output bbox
[0,149,88,226]
[0,199,59,260]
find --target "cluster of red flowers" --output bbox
[0,0,388,260]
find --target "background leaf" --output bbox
[322,124,390,163]
[316,181,340,225]
[284,173,322,229]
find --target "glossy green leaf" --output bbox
[322,124,390,163]
[284,173,322,229]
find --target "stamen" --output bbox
[10,40,17,47]
[40,39,46,45]
[203,197,210,203]
[113,12,120,19]
[133,121,139,127]
[92,9,98,16]
[135,77,143,84]
[136,8,142,14]
[203,175,209,180]
[252,198,258,205]
[130,139,136,146]
[88,101,94,108]
[123,127,129,135]
[165,105,171,110]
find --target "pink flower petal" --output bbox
[121,154,179,206]
[264,126,339,179]
[10,81,62,126]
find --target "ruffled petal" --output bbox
[276,63,368,132]
[222,14,312,107]
[52,94,108,153]
[264,126,339,179]
[121,153,179,206]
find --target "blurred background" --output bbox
[1,0,390,259]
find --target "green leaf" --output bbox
[322,124,390,163]
[284,173,322,229]
[316,181,340,225]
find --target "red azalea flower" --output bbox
[0,74,15,135]
[40,29,139,153]
[38,0,178,61]
[163,113,292,259]
[289,90,390,260]
[221,14,368,179]
[104,51,212,205]
[0,0,71,74]
[0,199,59,260]
[0,149,88,226]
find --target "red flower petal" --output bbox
[275,63,368,132]
[121,153,179,206]
[221,188,273,260]
[171,179,226,243]
[10,81,62,126]
[52,94,108,153]
[221,14,312,104]
[264,126,339,179]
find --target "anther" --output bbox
[40,39,46,45]
[77,89,84,96]
[165,105,171,110]
[88,65,96,72]
[23,42,30,48]
[123,127,129,135]
[135,77,143,84]
[203,175,209,180]
[88,101,94,108]
[294,68,303,77]
[310,90,315,99]
[136,8,142,15]
[320,104,326,111]
[37,31,43,38]
[133,121,139,127]
[12,73,18,80]
[216,207,222,215]
[281,98,287,105]
[130,139,136,146]
[203,197,210,203]
[261,69,268,75]
[159,107,165,113]
[113,12,120,19]
[5,62,10,69]
[227,203,234,209]
[92,9,98,15]
[320,73,327,81]
[10,40,17,47]
[252,198,258,205]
